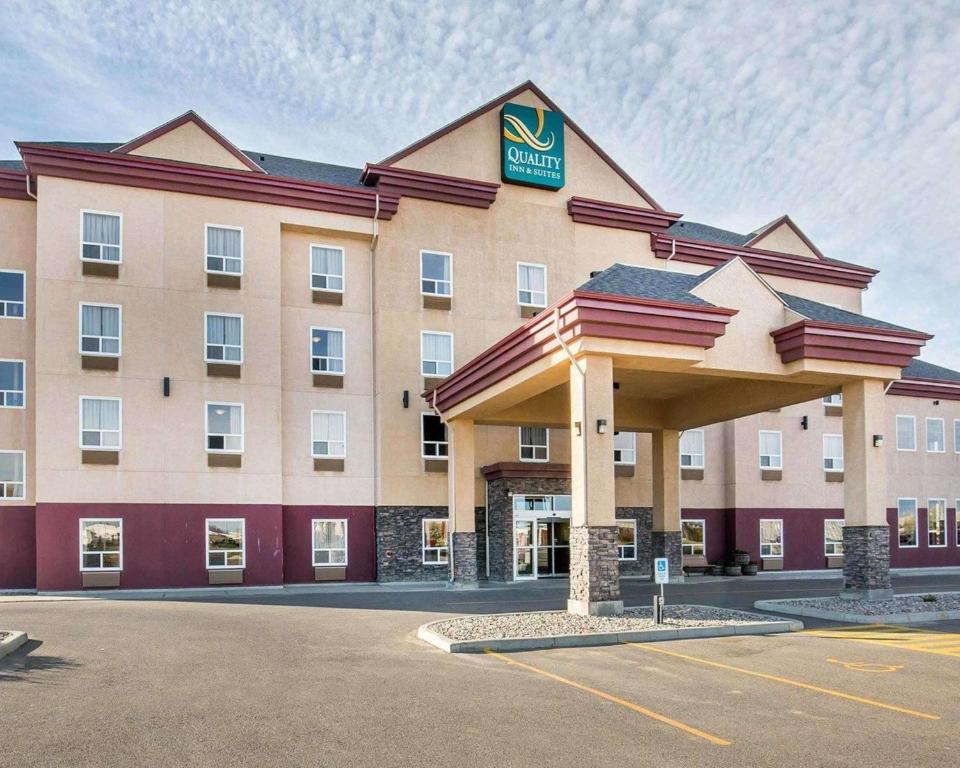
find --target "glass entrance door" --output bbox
[513,495,571,580]
[533,520,570,578]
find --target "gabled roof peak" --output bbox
[745,214,824,260]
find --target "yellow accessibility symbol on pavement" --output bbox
[826,658,903,673]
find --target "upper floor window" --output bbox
[680,429,705,469]
[206,402,243,453]
[0,450,25,500]
[517,262,547,307]
[205,224,243,275]
[0,270,25,318]
[0,360,25,408]
[311,410,346,458]
[759,430,783,469]
[421,251,452,297]
[311,245,344,293]
[421,332,453,377]
[896,415,916,451]
[519,426,549,462]
[926,417,945,453]
[80,303,121,357]
[822,434,843,471]
[80,519,122,570]
[822,393,842,406]
[311,328,345,375]
[80,397,122,450]
[205,313,243,364]
[313,519,348,566]
[613,431,636,465]
[421,413,448,459]
[206,518,245,569]
[897,498,918,547]
[81,211,122,263]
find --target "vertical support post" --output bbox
[841,379,892,599]
[652,429,684,582]
[568,355,622,616]
[447,418,478,587]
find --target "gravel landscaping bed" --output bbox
[429,605,777,641]
[769,591,960,616]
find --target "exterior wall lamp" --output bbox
[800,416,808,430]
[574,421,582,436]
[873,434,884,447]
[597,419,607,434]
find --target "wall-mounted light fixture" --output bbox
[597,419,608,434]
[800,416,808,430]
[933,400,940,406]
[162,376,170,397]
[873,434,884,448]
[574,421,582,436]
[402,390,409,409]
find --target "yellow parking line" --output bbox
[627,644,940,721]
[483,649,731,746]
[802,624,960,658]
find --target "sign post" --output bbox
[653,557,669,624]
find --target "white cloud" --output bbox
[1,0,958,365]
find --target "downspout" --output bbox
[553,306,588,521]
[665,237,676,261]
[24,175,37,200]
[369,194,380,553]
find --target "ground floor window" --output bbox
[760,519,783,558]
[312,519,348,566]
[957,499,960,547]
[206,519,245,568]
[80,518,122,570]
[927,499,947,547]
[897,498,918,547]
[422,519,448,564]
[681,519,706,556]
[824,519,844,555]
[617,521,636,560]
[0,450,25,499]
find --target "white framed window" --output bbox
[205,224,243,275]
[80,397,122,450]
[822,434,843,471]
[311,410,346,458]
[617,520,637,560]
[680,429,705,469]
[682,519,706,557]
[80,210,122,263]
[422,518,448,564]
[822,393,842,406]
[897,498,918,547]
[0,450,25,500]
[0,270,25,318]
[517,262,547,307]
[926,417,945,453]
[205,313,243,364]
[927,499,947,547]
[896,415,916,451]
[0,360,25,408]
[759,430,783,469]
[421,413,448,459]
[79,518,122,571]
[206,518,245,568]
[311,327,345,375]
[956,499,960,547]
[310,244,344,293]
[421,331,453,377]
[519,426,549,462]
[420,250,452,297]
[824,519,844,556]
[613,431,636,465]
[205,402,243,453]
[79,303,121,356]
[760,519,784,558]
[955,421,960,454]
[312,519,348,566]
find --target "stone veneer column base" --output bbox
[567,525,623,616]
[840,525,893,600]
[450,532,479,587]
[651,531,684,583]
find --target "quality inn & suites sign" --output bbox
[500,103,565,190]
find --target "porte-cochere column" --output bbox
[652,429,684,582]
[447,418,478,586]
[567,354,622,616]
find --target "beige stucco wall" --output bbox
[127,120,252,171]
[748,222,818,259]
[886,395,960,507]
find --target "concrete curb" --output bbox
[0,631,28,660]
[417,607,803,653]
[754,592,960,624]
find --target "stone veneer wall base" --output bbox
[568,525,622,615]
[841,525,892,598]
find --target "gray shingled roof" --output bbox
[0,160,24,170]
[778,293,919,333]
[665,220,752,247]
[901,359,960,382]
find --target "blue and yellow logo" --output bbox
[501,103,565,190]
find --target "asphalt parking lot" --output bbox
[2,574,959,767]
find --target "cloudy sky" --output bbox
[2,0,959,367]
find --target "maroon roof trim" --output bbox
[567,196,682,233]
[887,378,960,401]
[770,320,931,368]
[376,80,664,211]
[481,462,571,480]
[428,290,736,413]
[16,143,398,220]
[0,169,31,201]
[361,164,499,209]
[650,233,877,289]
[113,110,266,174]
[745,214,825,260]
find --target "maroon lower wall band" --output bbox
[282,505,376,583]
[0,506,36,589]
